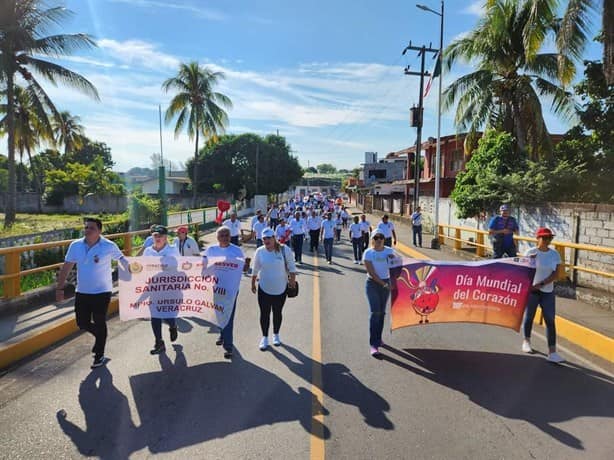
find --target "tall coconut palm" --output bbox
[1,85,53,210]
[444,0,578,160]
[162,62,232,207]
[0,0,99,227]
[53,110,85,155]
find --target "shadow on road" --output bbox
[57,347,329,457]
[271,344,394,430]
[381,345,614,450]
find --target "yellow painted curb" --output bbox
[395,243,614,363]
[0,297,119,370]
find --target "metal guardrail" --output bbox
[436,223,614,282]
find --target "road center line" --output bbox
[310,255,325,459]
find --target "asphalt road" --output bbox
[1,238,613,459]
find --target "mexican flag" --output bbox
[424,51,441,98]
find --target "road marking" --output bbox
[310,255,325,460]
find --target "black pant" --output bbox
[230,235,240,246]
[309,229,320,251]
[412,225,422,246]
[258,287,287,335]
[292,234,304,262]
[75,292,112,359]
[362,232,370,251]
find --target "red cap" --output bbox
[536,227,554,238]
[177,226,188,233]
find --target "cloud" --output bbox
[97,39,181,71]
[107,0,226,21]
[462,1,486,16]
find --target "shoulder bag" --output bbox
[281,245,299,298]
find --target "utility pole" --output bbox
[403,41,438,212]
[158,104,167,226]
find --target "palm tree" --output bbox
[0,0,99,227]
[162,62,232,207]
[53,110,85,155]
[444,0,578,160]
[1,85,54,210]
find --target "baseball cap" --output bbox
[177,226,188,234]
[371,229,385,239]
[499,204,510,211]
[262,228,275,238]
[151,225,168,235]
[536,227,555,238]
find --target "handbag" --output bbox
[281,245,299,298]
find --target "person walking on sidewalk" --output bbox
[521,227,565,363]
[251,228,297,350]
[488,204,519,258]
[56,217,126,369]
[203,226,245,359]
[289,211,306,263]
[411,206,423,247]
[359,214,372,251]
[223,212,242,246]
[350,215,364,264]
[307,210,322,254]
[375,215,397,247]
[320,212,336,264]
[144,225,180,355]
[173,225,201,256]
[362,229,398,357]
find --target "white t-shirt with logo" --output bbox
[376,221,395,238]
[349,223,362,239]
[64,237,124,294]
[252,221,268,239]
[524,247,561,293]
[143,243,180,257]
[362,247,396,280]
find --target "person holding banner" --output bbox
[522,227,565,363]
[203,226,245,359]
[363,228,397,357]
[144,225,180,355]
[251,228,297,350]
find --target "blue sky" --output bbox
[36,0,603,172]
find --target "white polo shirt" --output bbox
[252,221,268,239]
[307,216,322,231]
[222,218,242,237]
[376,221,395,238]
[64,237,124,294]
[359,220,371,233]
[288,218,306,235]
[321,219,336,239]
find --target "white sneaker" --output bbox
[547,352,565,363]
[259,336,269,351]
[354,260,359,264]
[273,334,281,346]
[521,339,532,353]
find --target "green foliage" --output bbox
[451,130,525,217]
[193,133,303,198]
[130,190,161,227]
[316,163,337,174]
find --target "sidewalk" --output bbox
[361,208,614,362]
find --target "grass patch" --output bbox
[0,270,56,297]
[0,213,126,238]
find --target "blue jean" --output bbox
[292,234,304,262]
[256,238,263,248]
[323,238,334,261]
[365,278,390,347]
[412,225,422,246]
[151,318,176,342]
[352,237,363,261]
[384,237,392,247]
[523,291,556,347]
[220,297,238,352]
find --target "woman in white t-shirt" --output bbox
[362,229,397,357]
[521,227,564,363]
[251,228,297,350]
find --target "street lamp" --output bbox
[417,1,444,249]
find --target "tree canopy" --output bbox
[192,133,303,199]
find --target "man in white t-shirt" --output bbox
[359,214,372,251]
[56,217,125,369]
[307,211,322,253]
[376,214,397,247]
[320,213,336,264]
[252,214,268,247]
[202,226,245,359]
[288,211,306,263]
[223,212,242,246]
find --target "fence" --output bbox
[436,223,614,288]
